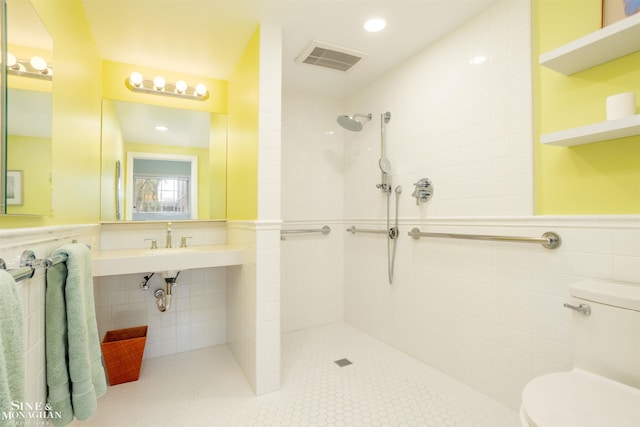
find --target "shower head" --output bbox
[337,113,372,132]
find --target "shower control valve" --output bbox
[412,178,434,205]
[376,183,391,193]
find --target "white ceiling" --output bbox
[81,0,499,99]
[112,100,212,148]
[10,0,500,145]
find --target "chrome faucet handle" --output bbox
[144,238,158,250]
[180,237,193,248]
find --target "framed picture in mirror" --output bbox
[7,170,23,206]
[602,0,640,26]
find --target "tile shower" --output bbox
[281,0,640,413]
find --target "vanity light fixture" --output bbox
[6,52,53,80]
[126,72,209,101]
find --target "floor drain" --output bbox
[334,358,352,367]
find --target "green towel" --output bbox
[46,244,106,426]
[0,269,24,427]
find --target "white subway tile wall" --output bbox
[258,23,283,221]
[344,0,533,219]
[280,222,344,332]
[93,267,227,359]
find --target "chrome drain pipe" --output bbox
[154,271,180,312]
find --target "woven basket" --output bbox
[101,326,148,386]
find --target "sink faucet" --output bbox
[166,222,172,248]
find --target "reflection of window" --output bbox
[133,176,189,216]
[126,153,198,221]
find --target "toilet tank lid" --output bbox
[569,279,640,311]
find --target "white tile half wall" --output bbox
[0,225,100,408]
[344,215,640,410]
[226,220,281,395]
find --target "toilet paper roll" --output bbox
[606,92,636,121]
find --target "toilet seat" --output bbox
[521,369,640,427]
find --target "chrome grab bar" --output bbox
[563,303,591,316]
[407,227,561,249]
[346,226,390,235]
[281,225,331,240]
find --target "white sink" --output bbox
[92,245,242,277]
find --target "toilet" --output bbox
[520,279,640,427]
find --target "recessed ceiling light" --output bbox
[154,125,169,131]
[364,18,386,33]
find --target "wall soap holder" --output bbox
[412,178,433,205]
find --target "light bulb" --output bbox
[129,72,143,87]
[7,52,17,68]
[30,56,48,73]
[175,80,187,94]
[153,76,165,91]
[154,125,169,131]
[195,83,207,96]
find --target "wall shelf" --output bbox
[540,114,640,146]
[540,13,640,74]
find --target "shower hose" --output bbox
[386,185,401,284]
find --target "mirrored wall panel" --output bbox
[100,99,227,221]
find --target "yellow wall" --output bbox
[6,135,51,215]
[210,113,228,219]
[226,26,260,220]
[534,0,640,214]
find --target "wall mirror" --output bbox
[1,0,53,216]
[100,99,227,221]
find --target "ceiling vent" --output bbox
[295,40,367,72]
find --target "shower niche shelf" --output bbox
[540,114,640,146]
[539,13,640,74]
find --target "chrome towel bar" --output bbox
[0,250,70,283]
[346,226,390,235]
[280,225,331,240]
[407,227,561,249]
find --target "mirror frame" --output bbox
[1,0,7,214]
